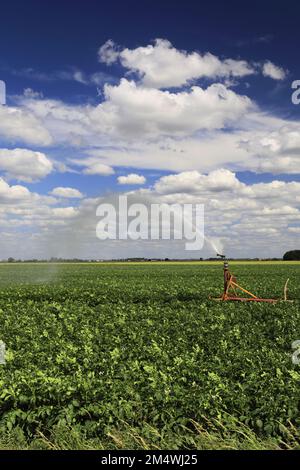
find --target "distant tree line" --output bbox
[283,250,300,261]
[2,253,300,262]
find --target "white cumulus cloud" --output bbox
[0,148,53,182]
[262,61,286,80]
[0,177,31,201]
[154,169,243,194]
[91,79,253,137]
[82,162,115,176]
[98,38,255,88]
[0,105,52,145]
[117,173,146,185]
[49,187,83,198]
[240,124,300,173]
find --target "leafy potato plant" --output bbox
[0,263,299,446]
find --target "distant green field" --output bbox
[0,260,299,267]
[0,263,299,449]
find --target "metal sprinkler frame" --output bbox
[211,254,290,303]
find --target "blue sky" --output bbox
[0,0,299,258]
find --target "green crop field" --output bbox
[0,262,299,450]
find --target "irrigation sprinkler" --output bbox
[211,255,291,303]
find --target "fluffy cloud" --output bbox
[154,169,243,194]
[0,177,31,201]
[240,124,300,173]
[78,129,256,175]
[262,61,286,80]
[98,39,120,65]
[51,207,79,218]
[92,79,253,137]
[19,79,252,144]
[15,91,299,177]
[81,162,115,176]
[99,39,287,88]
[0,148,53,182]
[0,105,52,145]
[0,177,79,239]
[99,39,255,88]
[151,169,300,215]
[153,170,300,209]
[117,173,146,185]
[49,187,83,198]
[23,88,44,99]
[19,97,91,144]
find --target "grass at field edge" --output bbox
[0,419,299,450]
